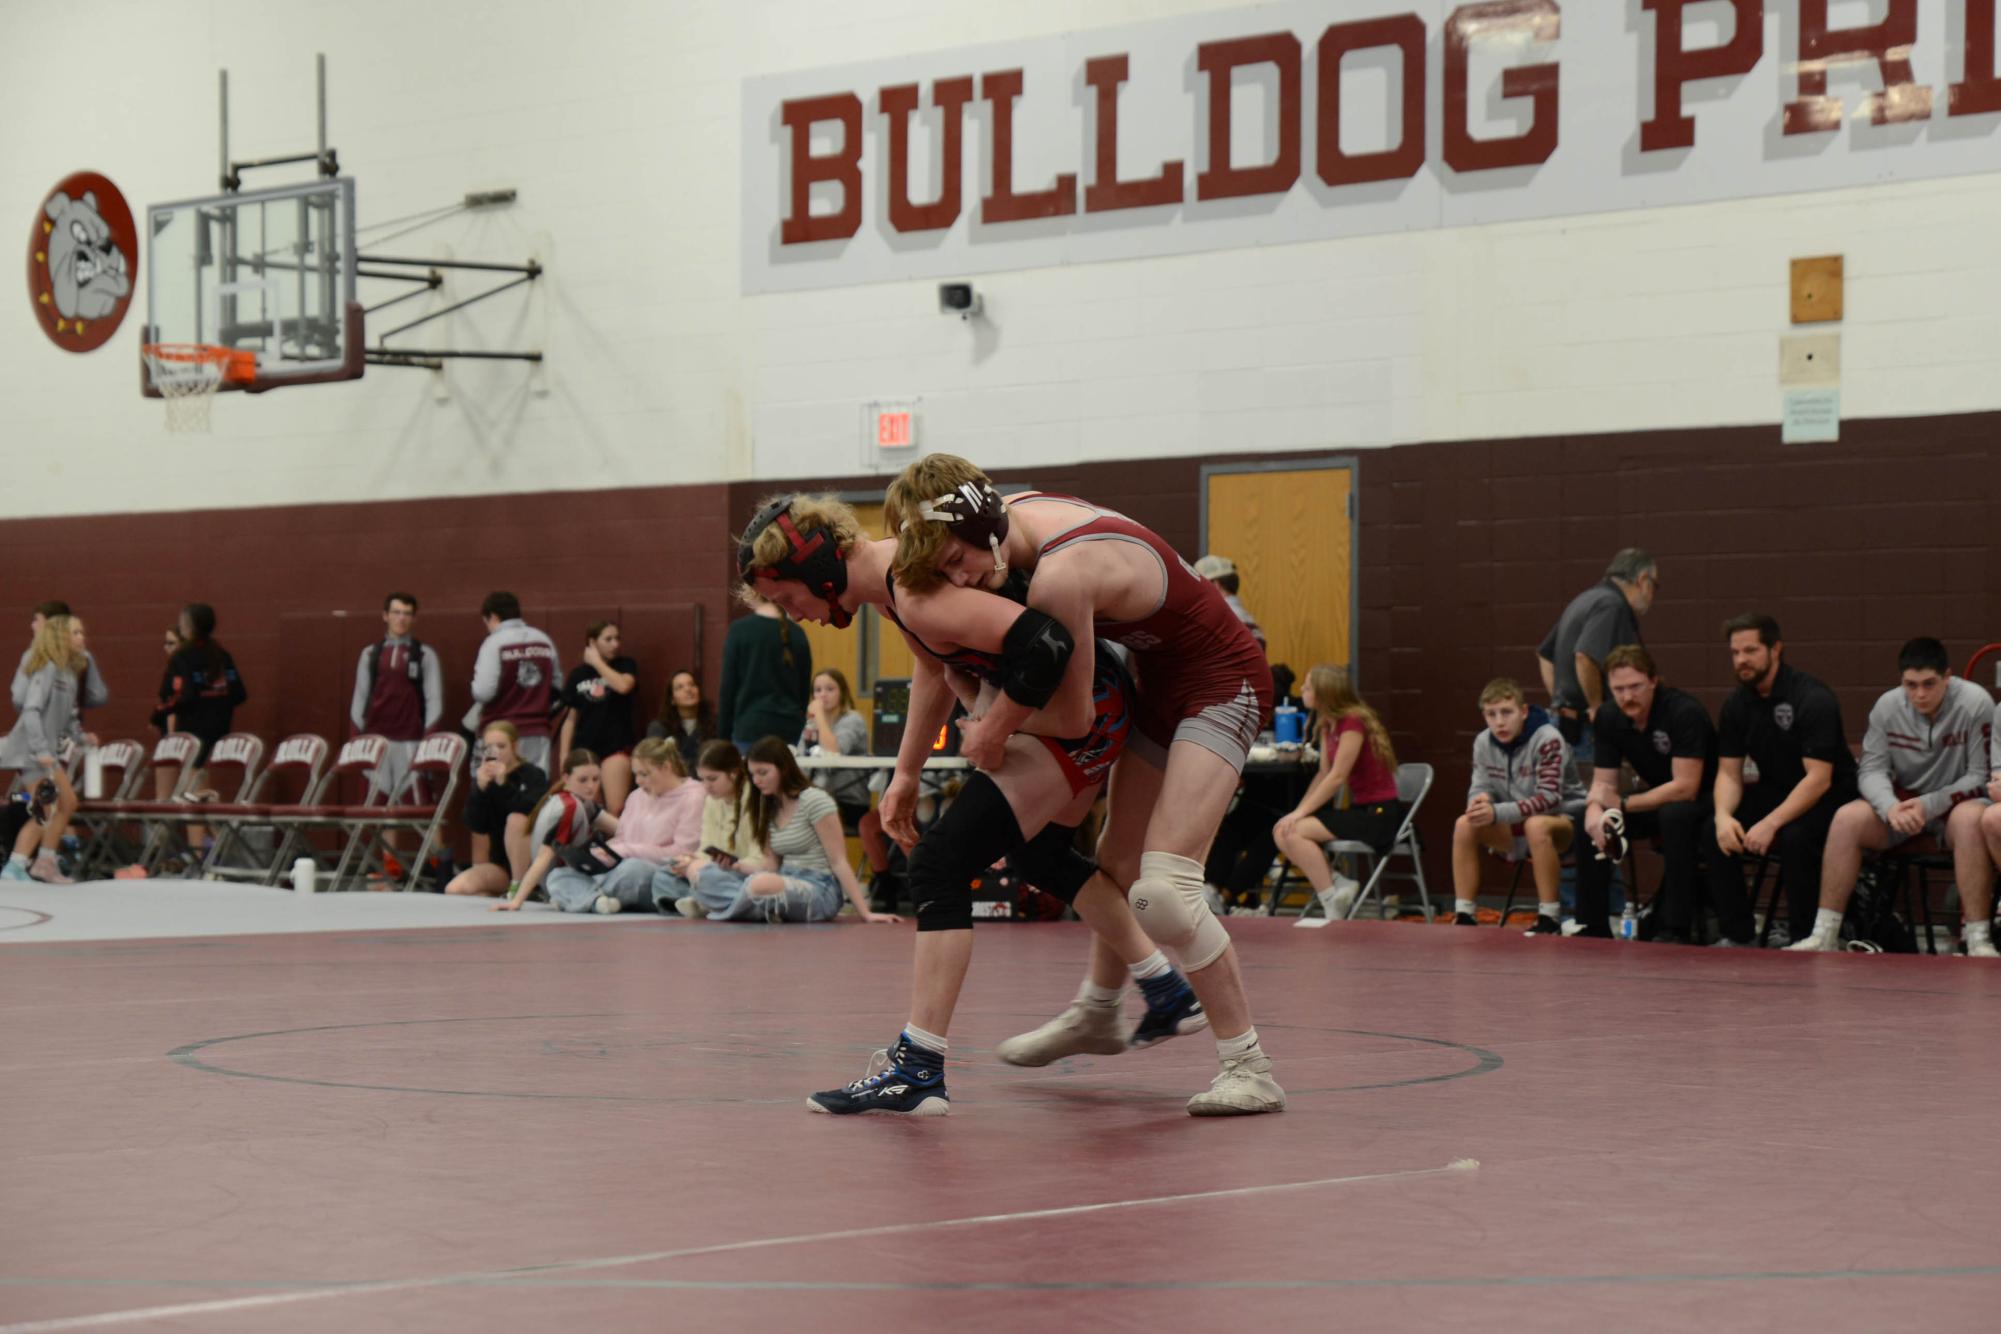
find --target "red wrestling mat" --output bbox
[3,918,1998,1331]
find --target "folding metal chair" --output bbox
[75,734,202,875]
[199,734,332,882]
[329,732,468,891]
[256,735,389,886]
[1287,762,1437,923]
[121,733,266,873]
[67,740,147,877]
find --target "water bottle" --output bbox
[1619,900,1637,940]
[293,857,319,894]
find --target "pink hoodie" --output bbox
[608,778,705,862]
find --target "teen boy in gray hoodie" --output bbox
[1789,637,1996,954]
[1452,678,1585,934]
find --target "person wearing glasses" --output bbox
[1536,549,1658,748]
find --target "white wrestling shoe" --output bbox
[1186,1052,1287,1116]
[1962,936,1999,959]
[995,1000,1126,1066]
[1785,930,1842,952]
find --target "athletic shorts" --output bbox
[1311,798,1405,854]
[1124,650,1274,775]
[365,740,419,800]
[1032,647,1137,797]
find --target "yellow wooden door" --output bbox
[1203,464,1353,676]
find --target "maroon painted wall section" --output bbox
[1350,416,2001,867]
[6,411,1998,884]
[0,486,736,759]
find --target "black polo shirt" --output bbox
[1717,662,1858,800]
[1592,685,1717,794]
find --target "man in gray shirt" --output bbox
[1789,637,1995,954]
[1537,549,1657,746]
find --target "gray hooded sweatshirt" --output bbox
[1468,705,1586,827]
[1856,677,1994,821]
[0,661,91,770]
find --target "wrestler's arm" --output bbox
[903,571,1097,752]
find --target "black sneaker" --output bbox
[1522,916,1562,936]
[807,1037,949,1116]
[1453,911,1479,926]
[1130,978,1208,1049]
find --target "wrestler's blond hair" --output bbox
[882,453,995,593]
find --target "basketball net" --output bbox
[142,344,253,433]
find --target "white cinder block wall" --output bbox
[3,0,1997,519]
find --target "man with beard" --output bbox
[1577,645,1716,941]
[1703,613,1858,946]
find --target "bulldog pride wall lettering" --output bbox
[741,0,2001,293]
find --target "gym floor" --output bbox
[2,883,1997,1332]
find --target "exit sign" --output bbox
[863,398,920,470]
[878,409,912,447]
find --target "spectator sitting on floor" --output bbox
[1452,678,1583,934]
[1,615,98,885]
[646,668,718,753]
[558,619,640,816]
[1194,554,1265,650]
[495,750,621,913]
[1578,645,1717,942]
[470,591,560,775]
[652,740,763,916]
[545,736,704,914]
[1703,613,1858,947]
[679,738,897,924]
[445,721,547,898]
[800,667,870,830]
[1537,549,1657,747]
[1789,637,1994,954]
[1271,665,1403,924]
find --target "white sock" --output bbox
[1216,1027,1261,1061]
[1079,980,1123,1006]
[1539,901,1561,919]
[1455,898,1478,916]
[902,1022,948,1054]
[1129,951,1173,982]
[1962,920,1991,945]
[1814,907,1843,938]
[6,853,26,869]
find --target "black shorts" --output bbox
[1309,798,1405,853]
[463,784,537,839]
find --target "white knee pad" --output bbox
[1128,850,1232,972]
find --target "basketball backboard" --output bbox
[143,177,361,395]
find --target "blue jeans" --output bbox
[546,857,661,912]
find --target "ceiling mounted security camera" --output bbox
[938,282,982,320]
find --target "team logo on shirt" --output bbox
[517,661,543,688]
[1651,730,1671,755]
[1773,703,1795,732]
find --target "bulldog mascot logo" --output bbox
[27,171,137,353]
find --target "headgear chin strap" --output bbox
[738,496,853,628]
[907,481,1010,576]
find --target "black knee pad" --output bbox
[1009,822,1096,905]
[910,772,1026,933]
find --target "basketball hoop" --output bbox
[142,343,256,433]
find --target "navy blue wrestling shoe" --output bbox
[1130,975,1209,1049]
[807,1035,949,1116]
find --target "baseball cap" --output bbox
[1194,554,1236,580]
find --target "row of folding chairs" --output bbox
[71,731,468,890]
